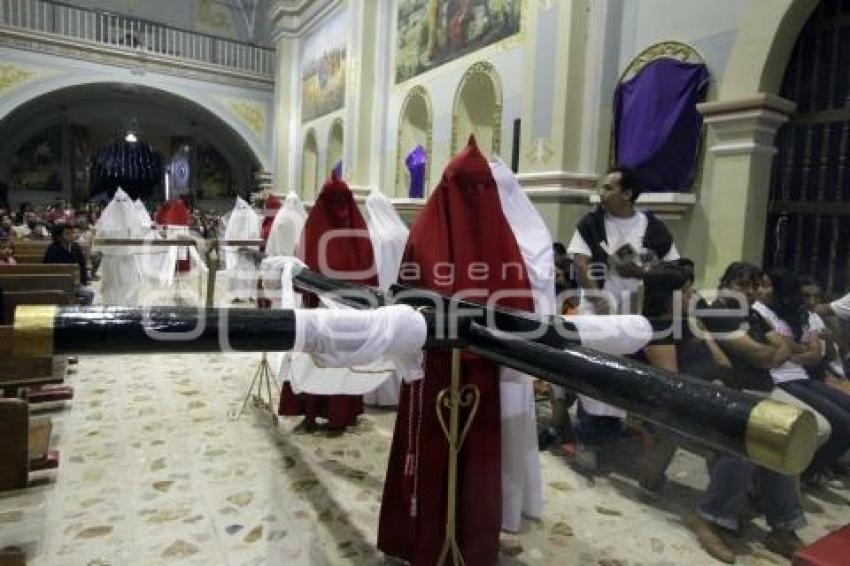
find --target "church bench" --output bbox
[0,323,70,403]
[0,264,80,285]
[11,255,45,264]
[10,241,50,254]
[0,274,76,293]
[0,290,75,325]
[0,398,59,492]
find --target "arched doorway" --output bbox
[765,0,850,293]
[396,86,433,197]
[0,83,261,209]
[327,119,344,178]
[302,129,319,200]
[451,62,502,156]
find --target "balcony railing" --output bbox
[0,0,275,78]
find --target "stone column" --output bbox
[272,36,298,192]
[696,93,795,286]
[516,0,597,243]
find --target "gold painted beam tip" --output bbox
[746,399,818,475]
[12,305,58,358]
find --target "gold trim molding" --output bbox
[227,100,267,137]
[619,40,706,84]
[451,61,503,156]
[0,63,35,91]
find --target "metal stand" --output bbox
[435,349,480,566]
[228,351,280,424]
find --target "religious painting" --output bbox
[195,144,232,200]
[9,125,62,191]
[301,7,348,123]
[395,0,522,83]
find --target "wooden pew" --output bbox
[0,274,75,292]
[12,255,44,265]
[0,399,59,493]
[0,264,80,285]
[0,325,66,393]
[0,290,74,325]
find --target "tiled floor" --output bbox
[1,351,848,565]
[1,276,847,564]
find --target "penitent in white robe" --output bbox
[489,158,552,533]
[133,199,174,288]
[223,197,261,301]
[265,192,307,259]
[95,189,145,306]
[363,190,409,406]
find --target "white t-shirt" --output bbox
[567,211,679,314]
[752,301,812,384]
[831,292,850,321]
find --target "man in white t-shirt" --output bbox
[568,168,680,315]
[566,167,679,468]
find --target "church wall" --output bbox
[274,0,815,288]
[381,0,527,199]
[294,3,351,197]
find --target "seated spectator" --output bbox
[637,261,733,497]
[43,223,93,305]
[755,268,850,485]
[640,262,809,562]
[0,215,12,240]
[0,239,16,265]
[800,276,849,390]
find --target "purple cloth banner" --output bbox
[405,145,427,198]
[614,58,709,192]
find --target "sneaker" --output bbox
[763,529,804,559]
[688,512,736,564]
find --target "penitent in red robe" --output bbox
[154,198,192,272]
[277,172,374,428]
[260,194,282,248]
[378,137,533,566]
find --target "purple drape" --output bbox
[614,58,709,192]
[405,145,427,198]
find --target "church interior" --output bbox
[2,0,850,564]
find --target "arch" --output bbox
[301,129,319,200]
[451,61,503,156]
[327,118,344,178]
[396,85,433,197]
[0,74,269,170]
[720,0,819,99]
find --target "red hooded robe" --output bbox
[277,172,375,428]
[155,198,192,272]
[260,194,282,246]
[377,138,533,565]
